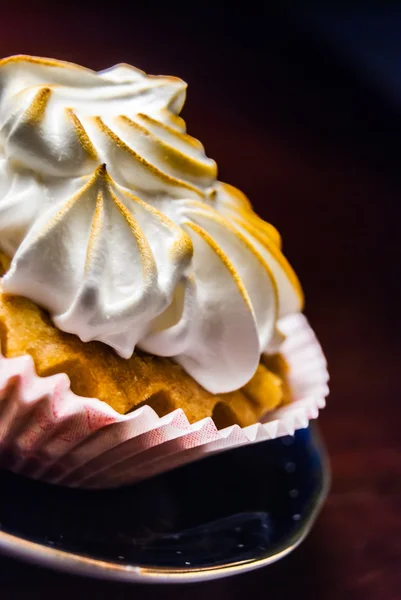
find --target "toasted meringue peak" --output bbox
[0,55,303,393]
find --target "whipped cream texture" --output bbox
[0,55,303,393]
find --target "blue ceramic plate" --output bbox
[0,424,330,583]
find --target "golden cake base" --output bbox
[0,250,289,428]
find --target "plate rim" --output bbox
[0,426,331,584]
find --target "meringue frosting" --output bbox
[0,55,303,394]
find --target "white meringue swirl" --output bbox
[0,55,303,393]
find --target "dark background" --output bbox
[0,3,400,599]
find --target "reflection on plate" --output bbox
[0,425,329,583]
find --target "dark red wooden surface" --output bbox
[0,5,400,599]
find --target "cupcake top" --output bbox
[0,55,303,393]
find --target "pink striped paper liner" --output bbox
[0,313,328,489]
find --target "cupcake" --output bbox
[0,56,327,487]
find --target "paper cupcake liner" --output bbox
[0,314,328,489]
